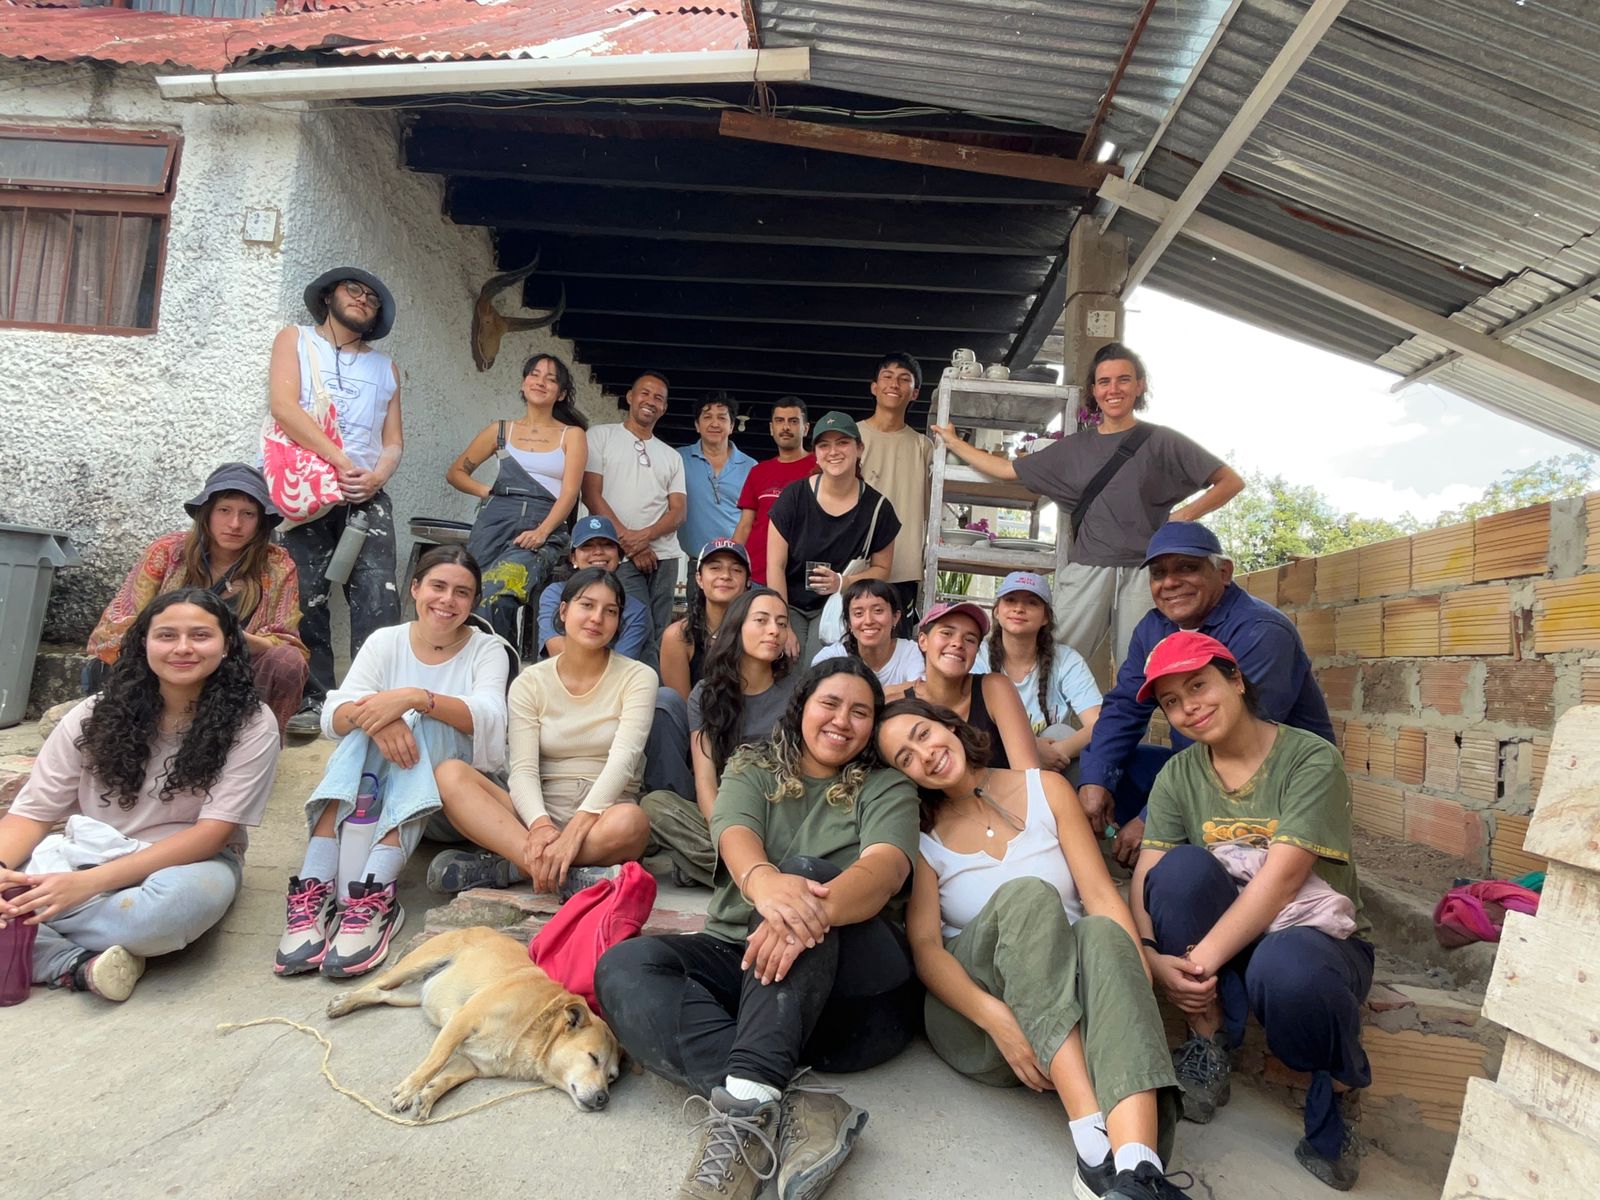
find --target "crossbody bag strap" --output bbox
[1070,423,1156,543]
[297,329,335,425]
[857,491,886,561]
[496,420,507,452]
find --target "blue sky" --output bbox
[1122,289,1585,520]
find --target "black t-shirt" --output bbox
[768,477,901,614]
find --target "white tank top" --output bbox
[501,437,566,498]
[296,325,396,473]
[919,769,1084,939]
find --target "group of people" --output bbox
[0,266,1374,1198]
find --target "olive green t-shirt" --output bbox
[705,763,920,944]
[1143,724,1369,940]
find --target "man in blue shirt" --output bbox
[1079,521,1334,864]
[677,392,756,600]
[536,515,648,661]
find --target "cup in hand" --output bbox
[806,561,831,590]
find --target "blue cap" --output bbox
[1141,521,1224,567]
[996,570,1051,603]
[573,515,621,547]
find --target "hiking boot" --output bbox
[59,945,145,1002]
[677,1086,778,1200]
[1171,1030,1231,1123]
[1295,1090,1363,1191]
[427,849,517,894]
[1104,1162,1195,1199]
[776,1076,868,1200]
[319,877,404,979]
[274,875,337,976]
[1073,1150,1116,1199]
[285,700,323,740]
[559,864,621,903]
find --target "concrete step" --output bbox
[26,642,91,721]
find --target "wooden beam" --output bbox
[561,315,1010,362]
[718,111,1115,190]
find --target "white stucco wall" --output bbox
[0,61,608,643]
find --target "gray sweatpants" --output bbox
[1055,562,1152,674]
[31,853,242,984]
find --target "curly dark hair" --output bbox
[727,657,885,811]
[77,588,262,811]
[696,587,792,773]
[986,593,1056,723]
[877,696,992,833]
[839,576,902,658]
[520,353,588,430]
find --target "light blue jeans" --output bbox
[32,851,242,984]
[304,715,476,858]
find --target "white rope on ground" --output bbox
[218,1017,551,1126]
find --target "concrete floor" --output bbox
[6,734,1444,1200]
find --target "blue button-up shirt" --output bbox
[1080,582,1335,793]
[677,440,756,558]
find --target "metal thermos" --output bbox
[325,509,370,586]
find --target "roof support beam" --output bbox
[1103,176,1600,410]
[717,111,1115,189]
[1121,0,1349,294]
[1389,274,1600,392]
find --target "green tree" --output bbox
[1431,452,1598,525]
[1206,470,1411,573]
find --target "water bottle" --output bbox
[0,886,38,1006]
[336,773,382,906]
[325,509,370,586]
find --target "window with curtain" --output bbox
[0,126,181,334]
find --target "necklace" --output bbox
[957,769,1023,839]
[413,623,467,653]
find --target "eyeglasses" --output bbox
[634,438,651,468]
[340,280,381,306]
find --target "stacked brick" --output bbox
[1233,494,1600,874]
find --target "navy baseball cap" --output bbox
[573,515,621,547]
[1141,521,1225,567]
[698,538,751,568]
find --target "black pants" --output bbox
[595,857,921,1096]
[279,493,399,703]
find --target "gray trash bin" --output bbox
[0,523,81,728]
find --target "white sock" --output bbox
[1113,1143,1163,1175]
[1069,1113,1111,1164]
[724,1076,782,1106]
[299,836,338,883]
[362,843,408,888]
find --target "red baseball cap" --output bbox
[919,600,990,638]
[1136,630,1238,703]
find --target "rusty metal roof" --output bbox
[0,0,749,72]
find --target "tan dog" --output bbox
[326,926,620,1117]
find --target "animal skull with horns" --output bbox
[471,253,567,371]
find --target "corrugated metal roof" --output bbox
[753,0,1232,133]
[0,0,748,72]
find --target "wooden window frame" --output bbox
[0,125,183,336]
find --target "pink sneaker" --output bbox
[319,877,405,979]
[274,875,338,976]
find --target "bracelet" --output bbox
[739,860,777,894]
[423,689,437,714]
[1140,937,1159,951]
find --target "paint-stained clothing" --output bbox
[467,442,570,644]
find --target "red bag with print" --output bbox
[260,329,344,527]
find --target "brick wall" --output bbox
[1233,494,1598,876]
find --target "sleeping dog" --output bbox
[326,925,620,1117]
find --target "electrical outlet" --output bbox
[242,207,280,244]
[1085,308,1118,338]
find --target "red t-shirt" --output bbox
[737,453,817,583]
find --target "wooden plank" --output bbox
[1491,812,1548,879]
[1383,595,1441,656]
[1362,1026,1488,1132]
[1587,493,1600,567]
[1395,726,1426,785]
[1534,576,1600,653]
[1524,706,1600,871]
[1441,585,1514,655]
[1411,522,1475,589]
[1482,910,1600,1075]
[1541,861,1600,925]
[1279,557,1315,607]
[1334,602,1384,657]
[1473,502,1550,581]
[1294,606,1336,656]
[1445,1076,1600,1197]
[718,111,1117,189]
[1497,1033,1600,1142]
[1358,537,1411,599]
[1314,548,1360,604]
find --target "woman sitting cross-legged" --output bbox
[595,658,923,1200]
[877,698,1190,1200]
[809,577,923,687]
[887,601,1039,770]
[2,589,279,1002]
[428,567,655,898]
[642,586,799,888]
[1129,631,1373,1191]
[274,546,512,980]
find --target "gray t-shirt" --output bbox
[1012,422,1224,567]
[688,671,801,749]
